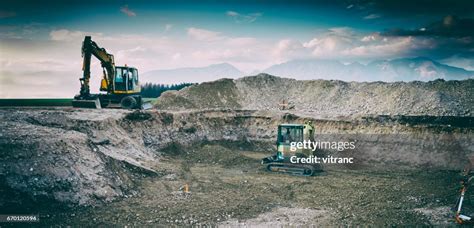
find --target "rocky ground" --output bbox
[7,144,464,226]
[1,75,473,226]
[0,106,473,226]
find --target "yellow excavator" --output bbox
[261,122,323,176]
[72,36,150,109]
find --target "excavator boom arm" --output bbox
[79,36,115,96]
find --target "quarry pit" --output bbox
[1,75,473,226]
[1,107,472,226]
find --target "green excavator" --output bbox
[261,122,324,176]
[72,36,151,109]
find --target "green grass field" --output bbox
[0,98,157,107]
[0,98,73,107]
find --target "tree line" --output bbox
[140,82,195,98]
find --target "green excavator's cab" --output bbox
[276,123,315,160]
[276,124,303,160]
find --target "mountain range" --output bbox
[141,57,474,84]
[141,63,244,85]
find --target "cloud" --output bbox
[7,27,268,80]
[441,54,474,71]
[226,10,262,23]
[0,70,78,98]
[116,46,148,58]
[186,28,267,64]
[5,18,473,98]
[415,61,440,79]
[327,27,355,37]
[0,10,16,19]
[226,11,239,17]
[0,23,48,39]
[120,5,136,17]
[49,29,102,41]
[187,27,223,41]
[46,28,263,70]
[188,27,257,46]
[3,27,271,97]
[375,15,474,59]
[164,24,173,32]
[364,14,381,20]
[172,53,181,60]
[226,37,257,46]
[342,37,418,57]
[361,33,380,42]
[354,0,474,18]
[273,39,309,62]
[272,27,439,61]
[382,16,474,37]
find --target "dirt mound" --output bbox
[0,108,160,208]
[155,74,473,118]
[156,79,241,110]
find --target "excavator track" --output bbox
[266,162,318,176]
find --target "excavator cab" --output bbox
[112,67,140,93]
[275,124,314,159]
[275,124,304,160]
[100,66,140,93]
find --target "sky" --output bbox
[1,0,474,97]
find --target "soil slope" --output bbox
[156,74,473,118]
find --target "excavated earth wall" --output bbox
[1,108,472,207]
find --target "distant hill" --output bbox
[263,57,474,82]
[141,63,244,84]
[141,57,474,84]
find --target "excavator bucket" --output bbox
[72,98,101,109]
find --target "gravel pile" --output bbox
[156,73,473,118]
